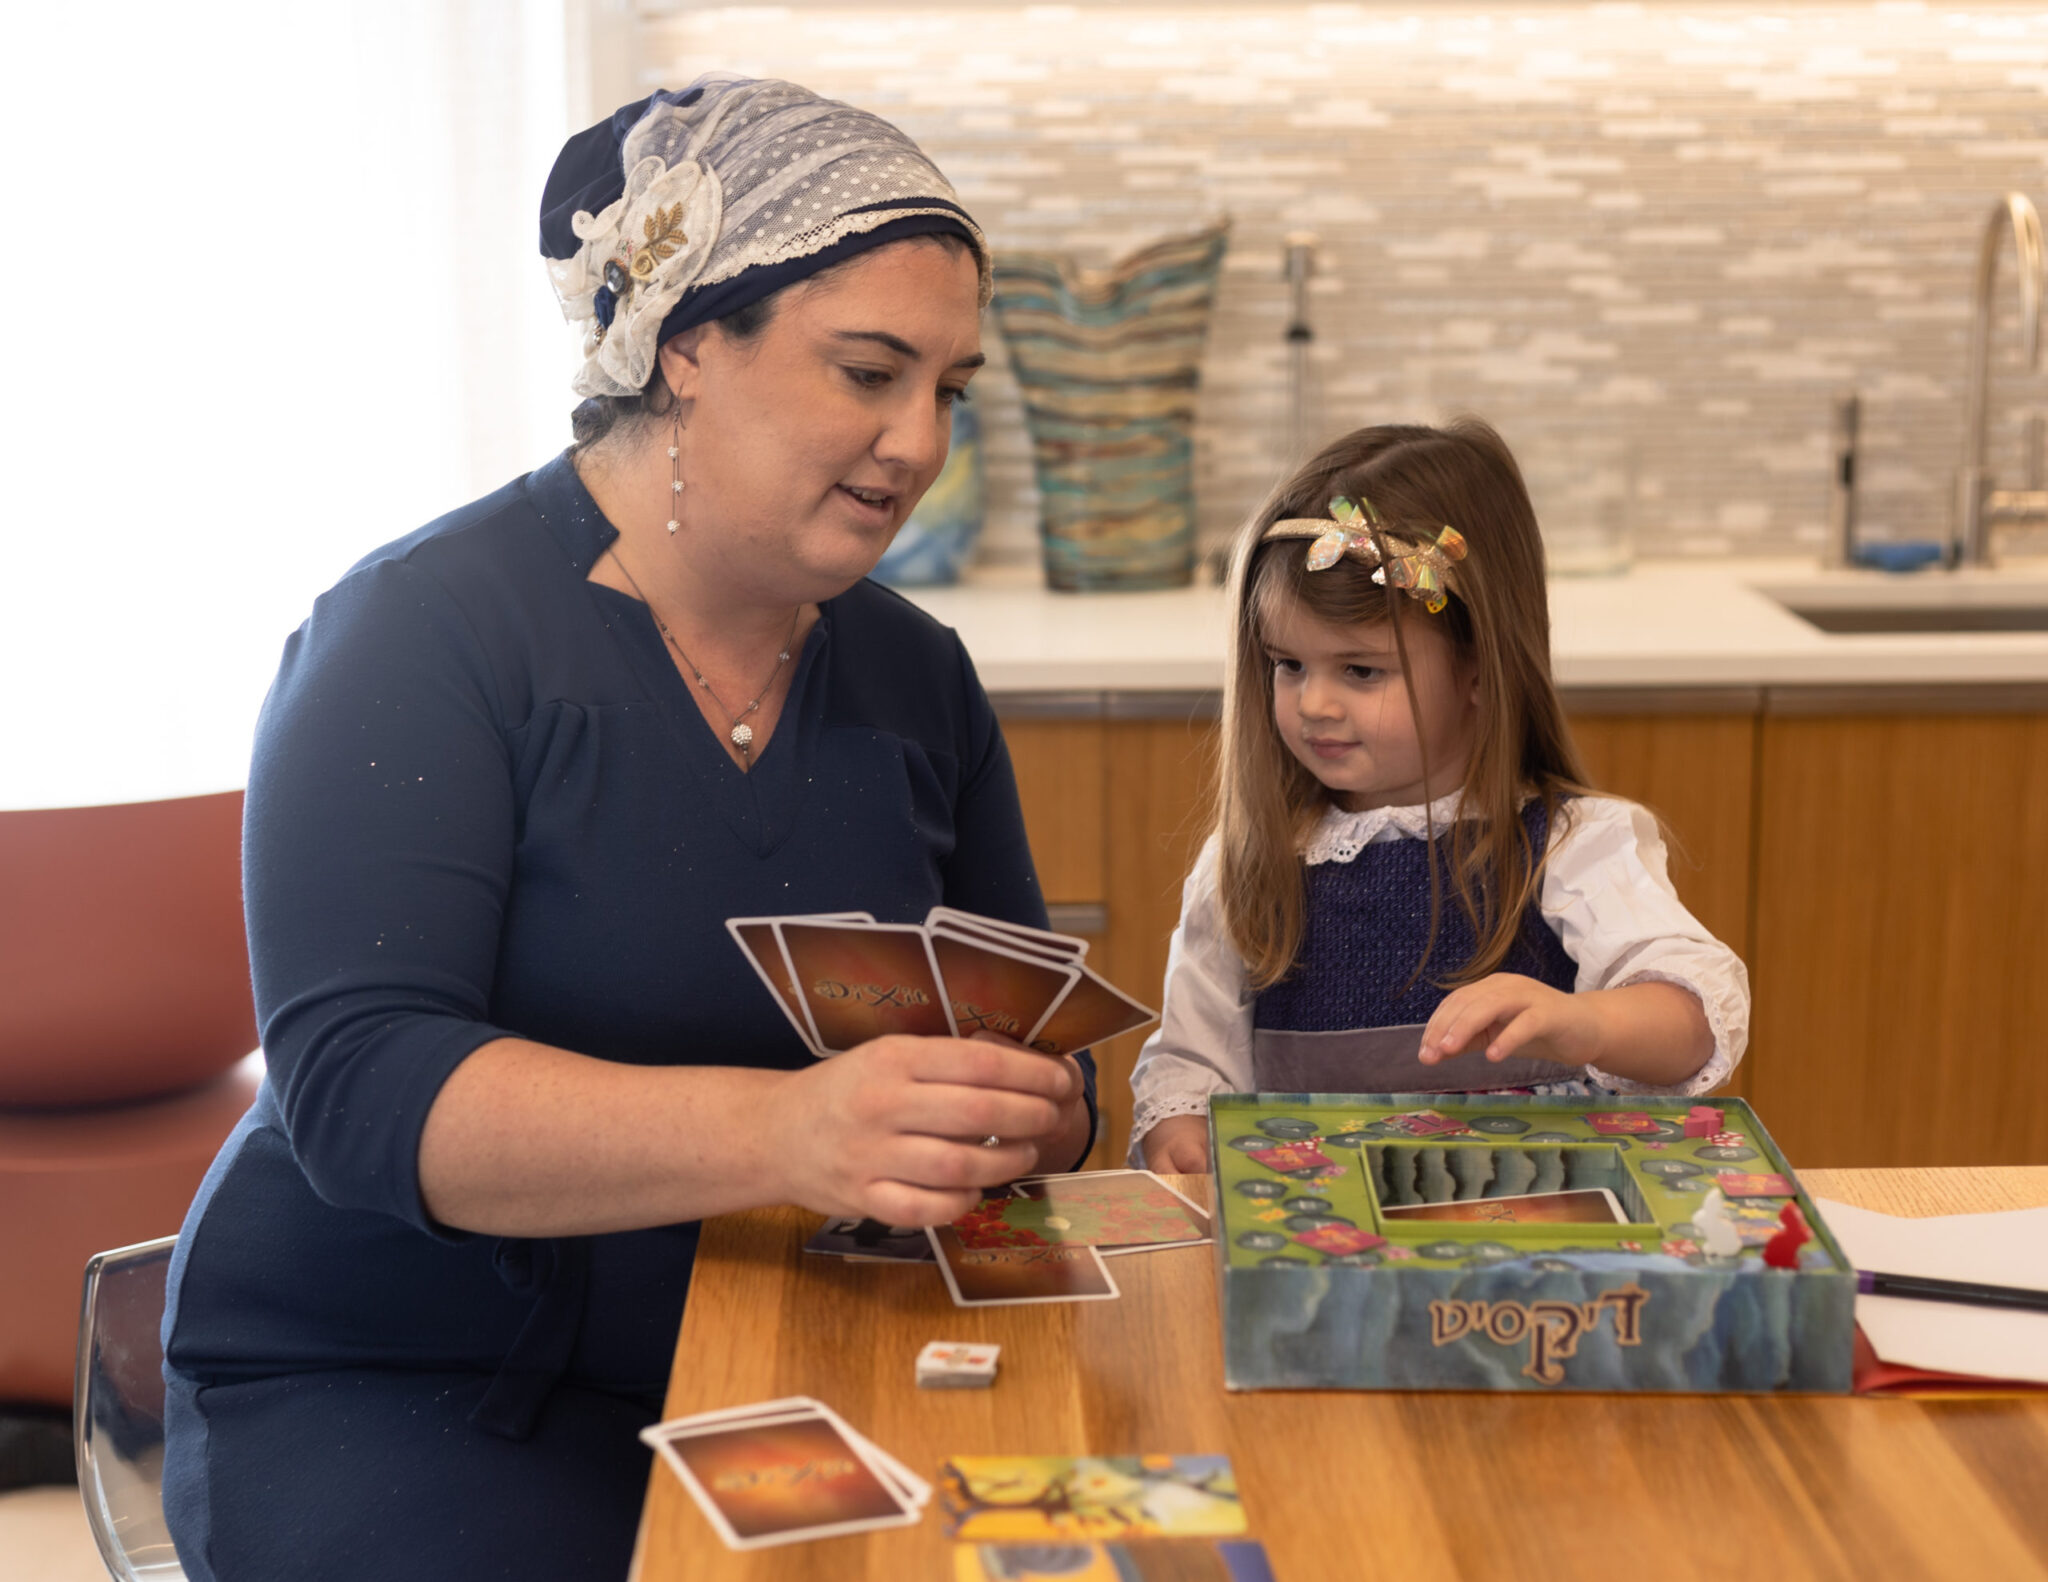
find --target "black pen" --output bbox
[1856,1269,2048,1314]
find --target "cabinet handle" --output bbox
[1046,902,1109,936]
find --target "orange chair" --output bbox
[0,791,260,1410]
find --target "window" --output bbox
[0,2,571,808]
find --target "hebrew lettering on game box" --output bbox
[1211,1094,1854,1394]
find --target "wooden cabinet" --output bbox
[1749,712,2048,1167]
[1002,710,1216,1168]
[1001,694,2048,1171]
[1566,708,1760,1101]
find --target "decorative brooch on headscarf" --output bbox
[1261,496,1468,614]
[541,75,992,400]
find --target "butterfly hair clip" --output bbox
[1261,495,1468,614]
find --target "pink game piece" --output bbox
[1682,1105,1724,1138]
[1763,1203,1812,1269]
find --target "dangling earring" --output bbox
[664,388,685,536]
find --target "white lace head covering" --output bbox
[539,73,991,399]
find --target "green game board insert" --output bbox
[1361,1143,1657,1231]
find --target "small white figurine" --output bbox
[1694,1187,1744,1259]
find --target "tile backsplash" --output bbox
[638,2,2048,565]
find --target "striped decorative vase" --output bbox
[992,223,1230,591]
[873,399,985,586]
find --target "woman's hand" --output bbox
[776,1033,1079,1227]
[1419,974,1713,1087]
[1140,1114,1211,1175]
[1022,1048,1095,1178]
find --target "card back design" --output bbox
[778,921,953,1052]
[929,929,1079,1044]
[1025,967,1157,1057]
[926,1226,1121,1306]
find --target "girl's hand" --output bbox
[1418,973,1601,1069]
[1418,976,1714,1087]
[777,1033,1074,1226]
[1140,1114,1212,1175]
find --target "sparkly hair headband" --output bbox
[1261,495,1468,615]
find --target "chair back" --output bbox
[0,790,254,1107]
[75,1235,186,1581]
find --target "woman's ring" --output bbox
[981,1134,1001,1148]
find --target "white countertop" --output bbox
[17,556,2048,812]
[903,558,2048,693]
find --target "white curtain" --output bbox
[0,1,574,808]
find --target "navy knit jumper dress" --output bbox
[1250,803,1583,1093]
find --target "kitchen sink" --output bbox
[1785,604,2048,633]
[1756,574,2048,635]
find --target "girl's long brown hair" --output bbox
[1214,417,1594,991]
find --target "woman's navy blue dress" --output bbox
[161,453,1094,1581]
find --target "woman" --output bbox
[162,76,1094,1581]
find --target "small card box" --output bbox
[917,1341,1000,1389]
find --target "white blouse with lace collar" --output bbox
[1126,794,1750,1163]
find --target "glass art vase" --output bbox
[873,399,986,587]
[992,223,1230,592]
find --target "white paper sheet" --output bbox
[1810,1197,2048,1386]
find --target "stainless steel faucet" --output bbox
[1954,193,2048,566]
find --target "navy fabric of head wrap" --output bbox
[539,77,987,397]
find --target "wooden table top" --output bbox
[630,1167,2048,1582]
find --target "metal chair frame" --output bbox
[74,1234,187,1581]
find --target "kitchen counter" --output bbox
[23,556,2048,812]
[902,558,2048,699]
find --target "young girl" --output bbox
[1132,419,1748,1174]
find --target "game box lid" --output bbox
[1210,1093,1854,1393]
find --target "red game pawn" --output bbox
[1763,1202,1812,1269]
[1682,1105,1724,1138]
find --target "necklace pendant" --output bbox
[730,723,755,751]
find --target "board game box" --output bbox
[1211,1093,1854,1393]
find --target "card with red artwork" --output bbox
[954,1171,1211,1256]
[1716,1171,1796,1199]
[1292,1224,1386,1256]
[1244,1141,1336,1175]
[1585,1111,1660,1136]
[1381,1110,1472,1138]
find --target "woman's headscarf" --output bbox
[540,73,990,399]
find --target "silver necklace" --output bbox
[611,551,800,759]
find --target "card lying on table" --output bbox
[803,1216,937,1262]
[939,1454,1246,1540]
[641,1396,928,1550]
[727,907,1155,1059]
[951,1170,1212,1256]
[953,1539,1277,1581]
[926,1227,1121,1307]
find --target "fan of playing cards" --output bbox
[727,907,1157,1058]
